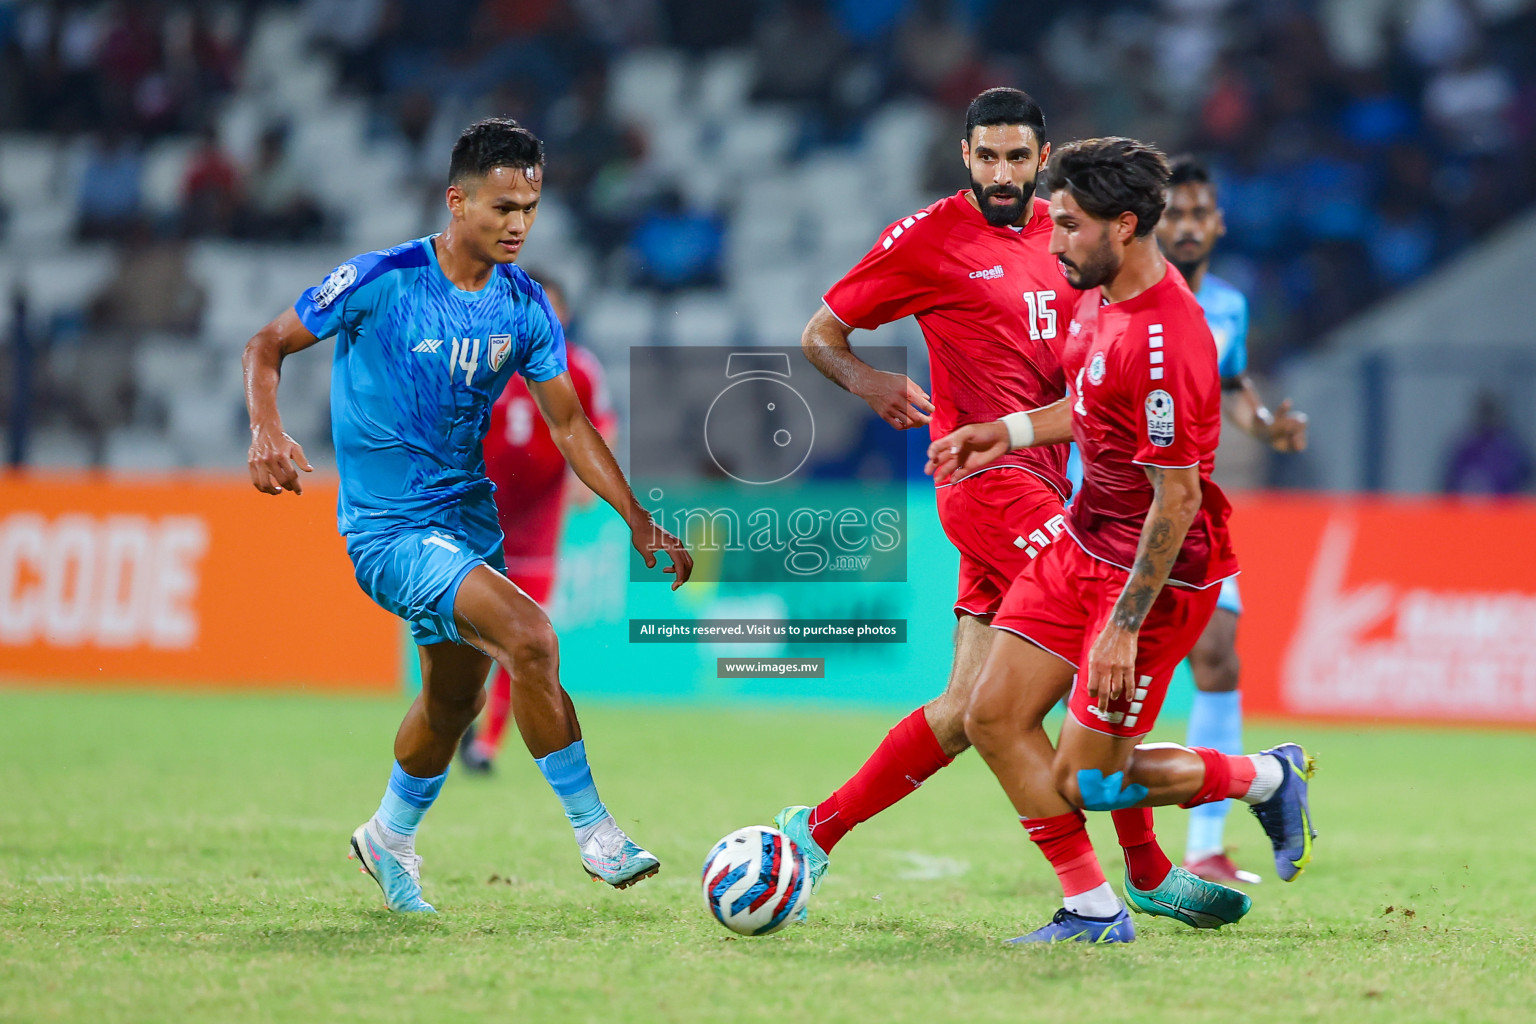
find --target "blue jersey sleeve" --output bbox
[1217,291,1249,379]
[293,243,422,340]
[294,258,367,339]
[519,285,568,382]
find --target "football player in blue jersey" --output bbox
[1155,154,1308,885]
[241,119,692,912]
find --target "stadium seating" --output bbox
[1,1,1531,483]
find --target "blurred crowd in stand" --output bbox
[1,0,1533,476]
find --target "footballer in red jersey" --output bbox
[825,188,1077,617]
[930,138,1316,944]
[772,92,1185,930]
[461,274,617,772]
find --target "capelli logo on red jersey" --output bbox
[968,265,1004,280]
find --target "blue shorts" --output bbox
[1215,575,1243,616]
[347,500,507,646]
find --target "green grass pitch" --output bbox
[3,687,1534,1023]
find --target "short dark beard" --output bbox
[969,175,1034,227]
[1060,232,1119,289]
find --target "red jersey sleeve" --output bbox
[822,211,944,330]
[1127,315,1218,469]
[568,346,615,434]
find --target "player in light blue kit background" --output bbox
[242,119,692,912]
[1157,154,1308,884]
[1062,154,1310,885]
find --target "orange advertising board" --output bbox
[1230,493,1536,727]
[0,473,398,691]
[5,477,1532,718]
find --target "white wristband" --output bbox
[1001,411,1035,450]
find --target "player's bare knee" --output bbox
[1213,651,1240,691]
[962,681,1007,752]
[1053,761,1086,809]
[1192,644,1240,692]
[426,688,482,734]
[473,594,556,674]
[505,617,559,679]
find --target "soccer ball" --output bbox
[701,825,810,936]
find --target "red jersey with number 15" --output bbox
[1062,266,1238,588]
[822,193,1079,499]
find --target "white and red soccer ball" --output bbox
[701,825,810,935]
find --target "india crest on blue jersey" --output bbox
[292,234,568,537]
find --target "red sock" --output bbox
[1180,748,1257,808]
[479,666,513,756]
[810,708,954,853]
[1112,807,1173,890]
[1022,810,1105,898]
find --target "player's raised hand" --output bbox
[632,514,693,590]
[856,369,933,430]
[1085,620,1139,707]
[925,421,1010,483]
[248,426,313,495]
[1266,399,1309,453]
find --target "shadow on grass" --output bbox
[213,898,701,957]
[211,913,450,958]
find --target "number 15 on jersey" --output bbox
[1023,290,1058,341]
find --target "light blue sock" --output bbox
[374,761,448,841]
[1186,690,1242,858]
[535,739,609,835]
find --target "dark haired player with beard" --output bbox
[243,119,691,912]
[931,138,1315,943]
[773,90,1234,933]
[1157,155,1309,885]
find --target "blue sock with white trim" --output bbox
[1185,690,1242,859]
[535,739,609,841]
[372,761,447,850]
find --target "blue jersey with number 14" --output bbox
[293,234,567,537]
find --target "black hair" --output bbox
[448,118,545,187]
[1168,153,1213,190]
[964,87,1047,148]
[1043,137,1169,237]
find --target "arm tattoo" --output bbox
[1111,466,1196,633]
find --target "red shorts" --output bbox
[934,467,1068,618]
[993,538,1220,737]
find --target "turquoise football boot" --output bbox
[349,820,435,913]
[1124,864,1251,929]
[579,816,660,889]
[773,805,830,922]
